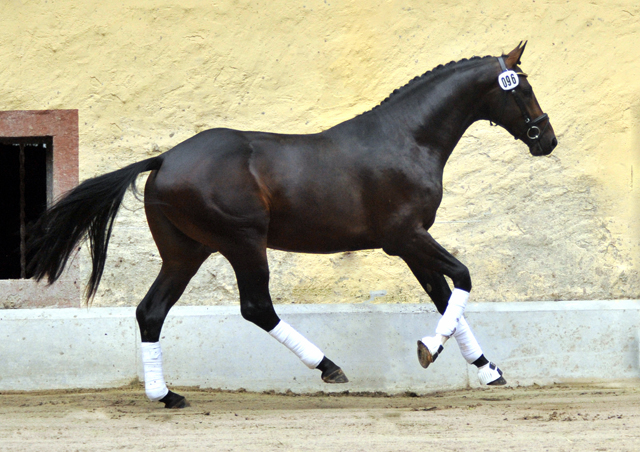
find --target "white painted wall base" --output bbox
[1,301,639,393]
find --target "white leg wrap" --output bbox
[435,289,469,337]
[141,342,169,402]
[452,316,483,364]
[269,320,325,369]
[478,362,505,385]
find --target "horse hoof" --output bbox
[322,368,349,384]
[478,362,506,386]
[417,339,443,369]
[488,376,507,386]
[160,390,189,409]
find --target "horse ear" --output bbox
[505,41,528,68]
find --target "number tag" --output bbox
[498,70,519,91]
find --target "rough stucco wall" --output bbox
[1,0,638,307]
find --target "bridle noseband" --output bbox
[497,57,549,142]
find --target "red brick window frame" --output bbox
[0,110,80,308]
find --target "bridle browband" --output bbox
[497,57,549,142]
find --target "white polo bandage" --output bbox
[269,320,325,369]
[435,289,470,337]
[452,316,483,364]
[141,342,169,402]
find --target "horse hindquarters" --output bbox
[146,134,349,389]
[138,170,348,407]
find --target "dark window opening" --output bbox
[0,137,51,279]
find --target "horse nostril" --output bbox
[551,137,558,149]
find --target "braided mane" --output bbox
[368,55,493,113]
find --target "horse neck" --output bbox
[374,59,497,162]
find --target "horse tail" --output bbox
[27,156,163,301]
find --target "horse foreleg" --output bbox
[386,229,471,360]
[409,262,472,366]
[227,246,348,384]
[404,262,506,385]
[417,288,470,364]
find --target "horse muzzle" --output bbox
[528,120,557,156]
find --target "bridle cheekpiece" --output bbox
[497,57,549,142]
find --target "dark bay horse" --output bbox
[28,43,556,408]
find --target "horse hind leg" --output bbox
[136,201,211,408]
[222,242,348,384]
[137,261,208,408]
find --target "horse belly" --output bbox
[266,201,376,253]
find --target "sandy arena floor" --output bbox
[1,382,639,451]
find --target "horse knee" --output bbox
[434,300,448,316]
[240,300,279,331]
[451,264,472,292]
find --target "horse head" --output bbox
[486,42,557,156]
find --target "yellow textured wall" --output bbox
[1,0,638,306]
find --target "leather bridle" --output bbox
[497,57,549,142]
